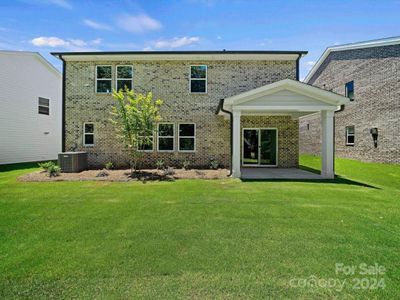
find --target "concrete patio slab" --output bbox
[240,167,324,180]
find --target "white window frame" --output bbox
[83,122,94,146]
[178,123,196,152]
[95,65,112,94]
[137,132,154,152]
[346,126,355,146]
[157,123,175,152]
[189,65,207,94]
[116,65,133,91]
[38,97,50,115]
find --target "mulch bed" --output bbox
[18,168,230,182]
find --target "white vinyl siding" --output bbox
[0,52,61,164]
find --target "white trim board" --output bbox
[304,36,400,83]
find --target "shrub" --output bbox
[105,162,114,170]
[47,164,61,177]
[156,159,164,170]
[38,161,55,171]
[182,160,190,170]
[210,158,219,170]
[163,167,175,176]
[96,170,109,177]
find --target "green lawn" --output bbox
[0,156,399,299]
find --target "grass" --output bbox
[0,156,399,299]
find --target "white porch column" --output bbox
[232,110,241,178]
[321,110,335,179]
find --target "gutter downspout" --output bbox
[60,55,66,152]
[296,54,301,81]
[216,99,233,176]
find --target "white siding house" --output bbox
[0,51,61,165]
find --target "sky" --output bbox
[0,0,399,79]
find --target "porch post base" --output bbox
[321,171,334,179]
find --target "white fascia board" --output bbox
[0,51,61,77]
[225,79,349,106]
[60,53,300,62]
[304,36,400,83]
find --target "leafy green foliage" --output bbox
[104,162,114,170]
[209,158,219,170]
[47,164,61,177]
[110,89,163,172]
[38,161,56,171]
[156,159,164,170]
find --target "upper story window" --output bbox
[96,65,112,93]
[157,123,174,152]
[83,123,94,146]
[190,65,207,93]
[346,126,355,146]
[178,123,196,152]
[116,65,133,91]
[38,97,49,115]
[345,81,354,101]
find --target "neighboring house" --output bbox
[0,51,62,165]
[52,50,348,178]
[300,37,400,164]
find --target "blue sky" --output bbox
[1,0,399,79]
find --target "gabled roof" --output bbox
[224,79,349,107]
[0,50,61,77]
[304,36,400,83]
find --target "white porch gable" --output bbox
[219,79,350,179]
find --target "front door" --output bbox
[242,128,277,166]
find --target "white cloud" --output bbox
[216,36,222,40]
[31,36,69,47]
[117,14,162,33]
[83,19,112,31]
[153,36,200,49]
[30,36,101,51]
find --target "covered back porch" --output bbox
[218,79,349,179]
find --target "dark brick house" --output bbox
[300,37,400,164]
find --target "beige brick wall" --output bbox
[65,59,297,168]
[300,44,400,164]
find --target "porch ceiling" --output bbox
[219,79,350,117]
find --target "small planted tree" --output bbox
[110,89,163,175]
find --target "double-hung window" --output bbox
[190,65,207,93]
[137,132,154,152]
[345,81,354,101]
[83,123,94,146]
[178,123,196,152]
[96,65,112,93]
[116,65,133,91]
[158,123,174,152]
[346,126,355,146]
[38,97,50,115]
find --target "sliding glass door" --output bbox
[242,128,277,166]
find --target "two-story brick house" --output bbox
[300,37,400,164]
[52,50,348,178]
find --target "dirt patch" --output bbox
[18,168,230,182]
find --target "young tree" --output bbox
[110,89,163,174]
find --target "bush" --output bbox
[38,161,56,171]
[156,159,164,170]
[47,164,61,177]
[163,167,175,176]
[182,160,190,170]
[105,162,114,170]
[210,158,219,170]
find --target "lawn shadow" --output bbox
[0,162,45,172]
